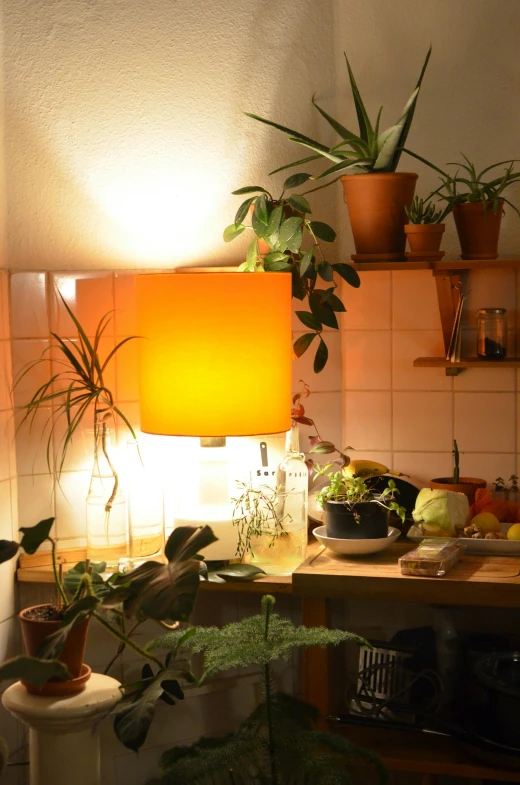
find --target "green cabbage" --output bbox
[412,488,469,536]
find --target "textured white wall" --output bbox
[3,0,337,269]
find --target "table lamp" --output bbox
[135,270,292,559]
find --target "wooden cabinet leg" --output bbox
[301,596,330,727]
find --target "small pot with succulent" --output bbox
[243,47,431,261]
[224,177,360,372]
[316,470,406,540]
[404,195,450,259]
[493,474,519,502]
[404,151,520,259]
[430,439,486,505]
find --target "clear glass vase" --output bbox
[248,487,307,576]
[125,439,164,566]
[86,423,128,569]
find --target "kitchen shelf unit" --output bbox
[352,258,520,375]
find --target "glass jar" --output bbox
[477,308,507,360]
[248,487,307,576]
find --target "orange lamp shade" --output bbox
[136,272,292,437]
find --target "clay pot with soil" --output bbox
[453,201,503,260]
[430,440,486,505]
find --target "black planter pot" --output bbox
[324,500,388,540]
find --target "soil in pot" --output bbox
[453,201,503,260]
[430,477,486,505]
[19,604,89,683]
[405,223,445,253]
[341,172,417,260]
[324,500,388,539]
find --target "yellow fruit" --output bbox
[507,523,520,541]
[343,460,390,479]
[471,512,501,534]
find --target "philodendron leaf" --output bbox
[213,564,266,582]
[232,186,269,195]
[19,517,54,554]
[223,223,245,242]
[288,194,311,214]
[293,333,317,358]
[333,263,361,288]
[0,540,19,565]
[314,337,329,373]
[37,595,100,660]
[317,262,334,282]
[234,197,256,226]
[0,655,71,686]
[309,441,336,455]
[283,172,311,190]
[309,221,336,243]
[278,216,303,248]
[64,560,107,596]
[296,311,321,331]
[266,204,283,237]
[299,247,315,277]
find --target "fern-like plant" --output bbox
[145,595,385,785]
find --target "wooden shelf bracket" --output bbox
[432,269,463,375]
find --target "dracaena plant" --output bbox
[224,178,360,373]
[145,595,384,785]
[404,151,520,217]
[244,47,431,186]
[0,519,219,752]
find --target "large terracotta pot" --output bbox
[452,201,503,260]
[430,477,487,505]
[405,223,445,253]
[341,172,418,261]
[19,604,90,695]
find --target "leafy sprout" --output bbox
[405,195,448,224]
[315,473,406,524]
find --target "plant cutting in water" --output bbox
[232,481,293,559]
[224,180,360,373]
[315,472,406,524]
[145,595,385,785]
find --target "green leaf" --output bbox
[231,186,269,195]
[311,94,362,142]
[213,564,266,582]
[0,540,19,565]
[326,293,346,312]
[296,311,321,331]
[293,333,317,358]
[223,223,245,242]
[285,227,303,254]
[0,656,71,687]
[63,560,107,597]
[246,237,259,270]
[263,252,291,271]
[234,197,256,226]
[309,221,336,242]
[269,153,322,176]
[309,292,339,329]
[299,247,314,277]
[19,517,54,555]
[333,263,361,288]
[309,441,336,454]
[37,596,100,660]
[266,204,283,237]
[314,338,329,373]
[344,52,373,143]
[283,173,311,190]
[278,216,303,248]
[288,194,311,214]
[318,262,334,282]
[391,45,431,171]
[253,194,268,225]
[244,112,334,155]
[291,269,306,300]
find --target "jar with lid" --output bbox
[477,308,507,360]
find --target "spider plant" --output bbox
[403,151,520,216]
[245,47,431,188]
[15,292,137,516]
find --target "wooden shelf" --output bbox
[414,356,520,371]
[352,258,520,271]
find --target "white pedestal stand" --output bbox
[2,673,122,785]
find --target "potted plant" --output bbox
[224,178,360,372]
[316,471,406,540]
[243,47,431,261]
[404,195,450,260]
[404,152,520,259]
[145,594,385,785]
[430,440,486,504]
[493,474,519,501]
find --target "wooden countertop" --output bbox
[17,539,520,608]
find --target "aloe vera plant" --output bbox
[405,195,449,224]
[246,47,431,185]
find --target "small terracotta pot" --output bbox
[430,477,487,505]
[341,172,418,260]
[452,201,503,260]
[19,604,89,686]
[405,223,445,253]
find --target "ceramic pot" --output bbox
[19,605,90,693]
[405,223,445,253]
[324,500,388,539]
[452,201,503,260]
[430,477,487,505]
[340,172,418,260]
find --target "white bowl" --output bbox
[312,525,400,555]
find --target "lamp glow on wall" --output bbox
[135,270,292,559]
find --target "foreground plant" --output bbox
[316,473,406,525]
[224,180,360,372]
[146,595,385,785]
[245,47,431,183]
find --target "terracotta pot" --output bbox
[405,223,445,253]
[340,172,418,260]
[452,201,503,260]
[19,604,89,688]
[430,477,487,505]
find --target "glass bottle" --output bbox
[477,308,507,359]
[277,423,309,524]
[125,439,164,567]
[86,423,128,569]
